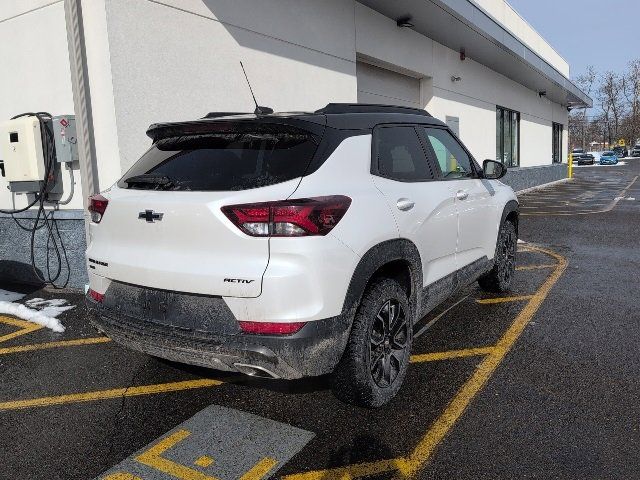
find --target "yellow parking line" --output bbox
[135,428,277,480]
[136,430,219,480]
[0,316,36,329]
[0,316,43,343]
[0,336,111,355]
[476,295,533,304]
[397,245,567,476]
[410,347,495,363]
[282,459,403,480]
[0,324,43,343]
[516,264,557,271]
[283,245,567,480]
[0,378,223,411]
[239,457,279,480]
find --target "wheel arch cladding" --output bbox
[501,200,520,234]
[341,239,423,325]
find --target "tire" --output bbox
[331,277,413,408]
[478,221,517,293]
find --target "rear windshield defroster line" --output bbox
[119,123,321,192]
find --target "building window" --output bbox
[496,107,520,167]
[552,122,563,163]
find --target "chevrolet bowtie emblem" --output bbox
[138,210,163,223]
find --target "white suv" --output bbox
[86,104,518,407]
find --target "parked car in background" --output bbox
[631,145,640,157]
[599,151,619,165]
[571,148,595,165]
[613,146,628,158]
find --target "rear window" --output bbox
[118,124,319,191]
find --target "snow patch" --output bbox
[0,289,25,302]
[0,298,75,333]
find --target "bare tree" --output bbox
[622,59,640,146]
[571,66,597,149]
[597,71,625,145]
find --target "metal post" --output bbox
[568,153,573,179]
[64,0,99,238]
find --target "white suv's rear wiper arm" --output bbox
[125,174,172,186]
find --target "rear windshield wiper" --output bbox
[124,174,191,191]
[125,174,173,186]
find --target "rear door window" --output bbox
[119,124,319,191]
[373,125,436,182]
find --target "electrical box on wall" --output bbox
[0,116,46,186]
[52,115,78,163]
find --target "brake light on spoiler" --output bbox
[222,196,351,237]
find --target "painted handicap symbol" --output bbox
[98,405,314,480]
[103,429,276,480]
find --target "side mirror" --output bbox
[482,159,507,179]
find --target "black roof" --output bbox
[149,104,445,140]
[315,103,432,117]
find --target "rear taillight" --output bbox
[238,321,306,335]
[88,194,109,223]
[88,288,104,303]
[221,196,351,237]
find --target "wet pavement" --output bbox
[1,159,639,479]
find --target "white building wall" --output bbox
[101,0,358,173]
[81,0,121,193]
[0,0,81,210]
[0,0,572,206]
[355,3,568,168]
[471,0,570,77]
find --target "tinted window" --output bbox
[374,126,434,181]
[419,127,474,180]
[119,124,318,191]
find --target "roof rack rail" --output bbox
[315,103,432,117]
[202,112,249,119]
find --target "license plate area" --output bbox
[144,289,169,324]
[104,282,240,335]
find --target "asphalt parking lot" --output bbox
[1,159,639,479]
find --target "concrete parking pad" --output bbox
[97,405,314,480]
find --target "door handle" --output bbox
[396,198,415,211]
[456,190,469,201]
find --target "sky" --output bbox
[506,0,639,83]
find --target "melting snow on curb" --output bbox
[0,297,75,333]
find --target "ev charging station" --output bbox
[0,114,77,193]
[0,113,78,288]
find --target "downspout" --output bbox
[64,0,100,238]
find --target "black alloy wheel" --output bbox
[369,299,409,388]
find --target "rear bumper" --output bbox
[86,295,351,380]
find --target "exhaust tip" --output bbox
[233,363,280,379]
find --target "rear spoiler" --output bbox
[146,116,327,144]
